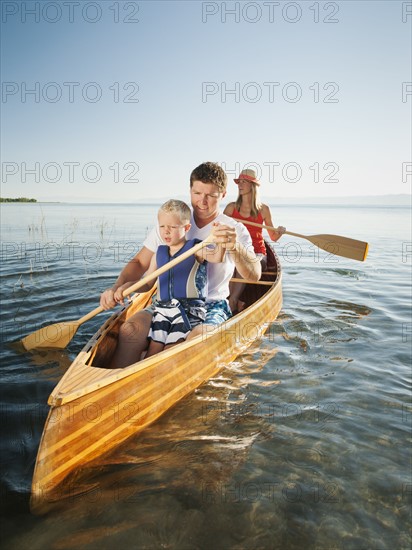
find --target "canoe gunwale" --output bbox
[49,266,282,406]
[31,245,282,510]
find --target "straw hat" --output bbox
[234,169,260,186]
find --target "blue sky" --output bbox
[1,0,411,202]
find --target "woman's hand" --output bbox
[271,225,286,242]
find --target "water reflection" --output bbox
[1,204,411,548]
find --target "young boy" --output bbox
[114,199,225,358]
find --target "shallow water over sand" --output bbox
[1,202,410,549]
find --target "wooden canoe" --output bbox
[30,244,282,512]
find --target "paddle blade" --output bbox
[307,234,369,262]
[21,321,80,351]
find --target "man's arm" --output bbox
[100,246,154,309]
[212,222,261,281]
[195,224,227,264]
[228,242,261,281]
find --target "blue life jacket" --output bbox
[157,239,207,301]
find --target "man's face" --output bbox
[190,180,225,222]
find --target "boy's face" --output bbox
[158,210,190,246]
[190,180,225,222]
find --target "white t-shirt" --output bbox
[143,212,254,301]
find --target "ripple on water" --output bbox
[1,204,411,548]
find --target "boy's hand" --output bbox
[113,283,131,304]
[100,288,116,310]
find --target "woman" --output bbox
[223,169,286,313]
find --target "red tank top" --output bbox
[232,208,266,255]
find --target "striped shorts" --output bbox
[148,298,206,346]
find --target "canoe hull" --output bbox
[31,248,282,511]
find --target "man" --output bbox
[100,161,261,368]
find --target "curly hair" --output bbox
[189,162,227,193]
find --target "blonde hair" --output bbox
[159,199,191,224]
[235,182,262,218]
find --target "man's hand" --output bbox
[210,222,237,250]
[100,288,117,310]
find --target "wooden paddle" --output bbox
[21,238,212,351]
[241,220,369,262]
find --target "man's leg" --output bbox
[228,268,246,314]
[109,309,152,368]
[186,300,231,341]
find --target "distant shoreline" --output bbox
[1,194,410,207]
[1,202,409,209]
[0,197,37,203]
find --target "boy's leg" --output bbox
[109,309,152,368]
[163,338,185,351]
[145,340,165,358]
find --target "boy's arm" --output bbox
[113,254,158,305]
[100,246,154,309]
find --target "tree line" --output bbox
[0,197,37,203]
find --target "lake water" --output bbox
[0,202,411,549]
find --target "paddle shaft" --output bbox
[240,219,368,262]
[77,239,210,325]
[20,238,215,351]
[239,219,311,239]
